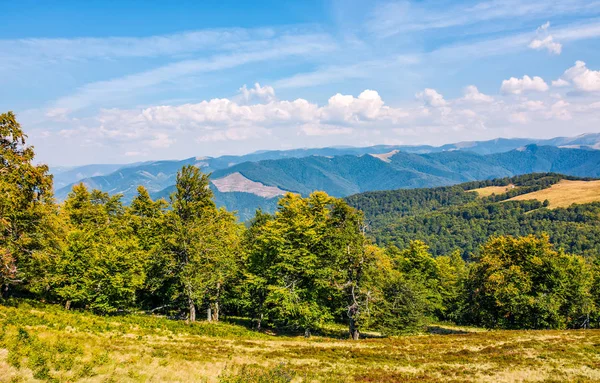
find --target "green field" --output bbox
[2,301,600,383]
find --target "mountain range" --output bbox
[51,133,600,220]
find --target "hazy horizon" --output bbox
[46,131,600,168]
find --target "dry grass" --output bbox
[2,302,600,382]
[508,180,600,208]
[470,185,515,197]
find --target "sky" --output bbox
[3,0,600,166]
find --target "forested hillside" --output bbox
[53,140,600,220]
[346,173,600,257]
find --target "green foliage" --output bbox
[38,184,145,313]
[0,111,56,294]
[244,193,389,338]
[463,235,595,329]
[346,173,600,257]
[162,165,241,321]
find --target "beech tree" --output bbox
[465,234,596,329]
[0,111,55,296]
[40,185,145,313]
[246,192,382,338]
[165,165,240,321]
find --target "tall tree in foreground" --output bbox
[246,192,382,338]
[327,199,383,340]
[165,165,240,321]
[0,111,55,296]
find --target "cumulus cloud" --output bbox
[36,80,600,165]
[501,75,549,95]
[237,83,276,104]
[561,61,600,92]
[462,85,493,103]
[529,22,562,55]
[552,78,570,87]
[521,100,545,111]
[416,88,446,107]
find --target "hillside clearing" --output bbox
[2,302,600,383]
[507,180,600,208]
[469,184,515,197]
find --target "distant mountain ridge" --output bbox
[52,133,600,220]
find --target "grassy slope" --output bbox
[507,180,600,208]
[2,302,600,382]
[470,184,515,197]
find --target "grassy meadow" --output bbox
[1,301,600,383]
[470,185,516,197]
[507,180,600,208]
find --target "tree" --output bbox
[435,250,467,321]
[129,186,169,310]
[239,210,273,330]
[256,192,336,336]
[245,192,384,338]
[0,111,55,296]
[42,184,145,313]
[165,165,240,321]
[369,243,441,334]
[326,199,382,340]
[465,234,596,329]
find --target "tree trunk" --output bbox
[211,282,221,322]
[304,328,311,338]
[65,300,71,310]
[188,298,196,322]
[349,318,360,340]
[207,307,212,321]
[211,301,219,322]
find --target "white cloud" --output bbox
[509,112,529,124]
[521,100,545,111]
[462,85,493,103]
[416,88,446,107]
[552,78,570,87]
[529,36,562,55]
[30,81,600,165]
[147,133,175,148]
[548,100,572,120]
[500,75,549,95]
[561,61,600,92]
[237,83,276,104]
[538,21,551,32]
[528,21,562,55]
[366,0,599,38]
[197,127,271,142]
[0,28,275,63]
[49,33,336,112]
[300,124,353,136]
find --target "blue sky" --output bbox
[3,0,600,165]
